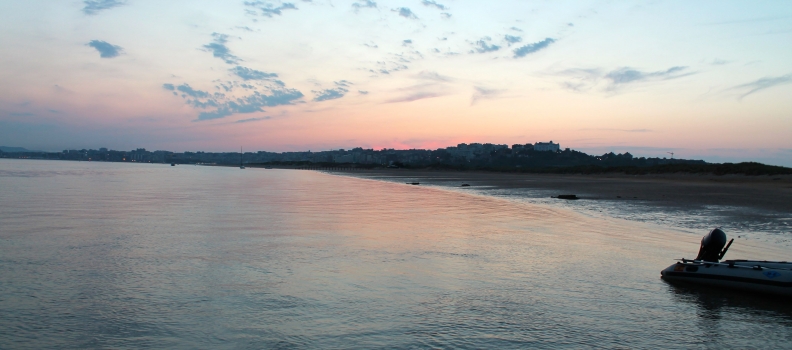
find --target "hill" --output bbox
[0,146,42,153]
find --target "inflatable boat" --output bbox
[660,228,792,297]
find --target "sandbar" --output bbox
[331,169,792,215]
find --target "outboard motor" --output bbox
[695,228,728,262]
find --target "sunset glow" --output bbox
[1,1,791,165]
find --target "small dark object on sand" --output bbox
[554,194,578,200]
[407,182,420,185]
[461,184,470,187]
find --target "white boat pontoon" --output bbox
[661,228,792,297]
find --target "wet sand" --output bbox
[332,169,792,214]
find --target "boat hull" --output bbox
[661,260,792,297]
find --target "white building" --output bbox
[534,141,560,152]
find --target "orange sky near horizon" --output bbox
[1,1,790,165]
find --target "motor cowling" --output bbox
[695,228,727,262]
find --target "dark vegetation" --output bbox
[4,147,790,176]
[251,161,792,176]
[506,162,792,176]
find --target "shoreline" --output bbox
[329,169,792,213]
[328,169,792,248]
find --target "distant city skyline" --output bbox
[6,141,715,171]
[1,1,791,166]
[2,140,789,167]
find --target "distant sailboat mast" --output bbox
[240,146,245,169]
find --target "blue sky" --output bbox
[0,1,791,165]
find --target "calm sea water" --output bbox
[1,159,791,349]
[345,173,792,248]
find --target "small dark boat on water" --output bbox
[406,182,420,185]
[661,228,792,297]
[461,184,470,187]
[553,194,578,200]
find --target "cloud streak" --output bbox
[164,81,303,121]
[393,7,418,19]
[386,92,442,103]
[235,116,272,123]
[471,86,502,105]
[313,81,351,101]
[513,38,555,58]
[87,40,123,58]
[245,1,298,17]
[504,35,522,45]
[421,0,446,10]
[231,66,278,81]
[173,84,210,98]
[370,62,409,75]
[352,0,377,11]
[82,0,124,15]
[731,74,792,98]
[555,66,694,93]
[471,37,500,53]
[313,89,346,101]
[196,89,304,121]
[416,71,453,82]
[202,33,241,65]
[605,66,691,86]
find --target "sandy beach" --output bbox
[330,169,792,246]
[333,169,792,213]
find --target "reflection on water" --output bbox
[665,281,792,319]
[664,281,792,348]
[1,159,791,349]
[353,174,792,247]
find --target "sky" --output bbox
[0,1,791,166]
